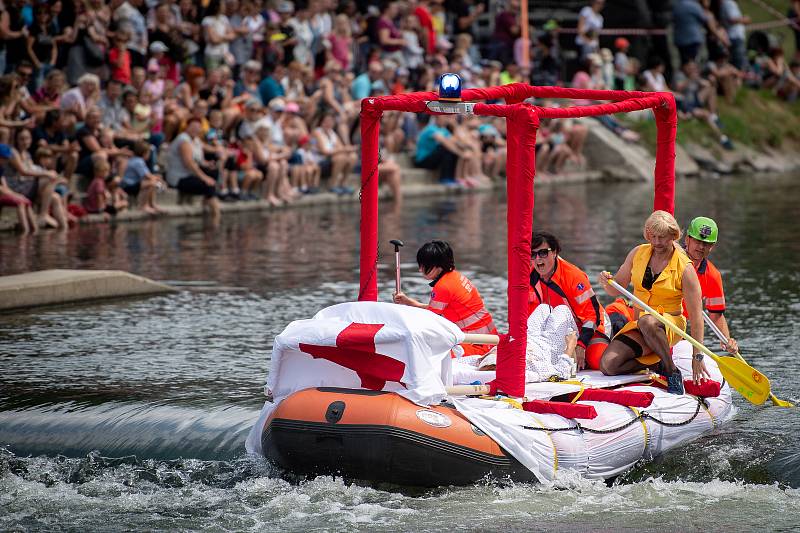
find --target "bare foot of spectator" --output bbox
[267,195,283,207]
[143,205,159,215]
[40,215,59,229]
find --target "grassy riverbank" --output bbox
[632,88,800,156]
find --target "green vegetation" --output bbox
[629,88,800,153]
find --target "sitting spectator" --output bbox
[674,60,734,149]
[122,140,165,214]
[165,116,221,219]
[10,127,66,228]
[32,109,79,181]
[32,69,66,108]
[74,107,130,178]
[83,154,112,218]
[642,56,669,92]
[761,46,800,99]
[60,74,100,122]
[312,111,356,195]
[106,173,129,215]
[414,114,465,185]
[0,144,37,233]
[478,123,507,180]
[707,49,743,104]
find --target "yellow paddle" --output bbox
[701,310,793,408]
[606,278,771,405]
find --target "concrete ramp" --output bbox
[0,269,176,311]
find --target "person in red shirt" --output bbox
[683,216,739,353]
[393,240,498,356]
[109,30,132,85]
[529,231,608,371]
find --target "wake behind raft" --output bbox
[245,80,736,487]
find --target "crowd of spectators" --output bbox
[0,0,798,233]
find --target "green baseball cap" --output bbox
[687,216,718,243]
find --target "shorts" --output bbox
[287,151,303,166]
[614,311,686,366]
[0,193,31,207]
[319,157,332,178]
[5,176,38,201]
[122,182,141,197]
[176,175,217,198]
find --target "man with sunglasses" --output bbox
[683,216,738,354]
[529,231,609,371]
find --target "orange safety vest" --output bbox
[528,257,607,348]
[429,270,497,356]
[682,257,726,316]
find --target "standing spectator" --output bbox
[326,13,353,71]
[790,0,800,61]
[165,116,221,219]
[576,0,604,60]
[719,0,750,70]
[26,2,58,89]
[108,29,132,85]
[375,1,406,67]
[113,0,148,68]
[227,0,254,68]
[613,37,630,90]
[489,0,519,65]
[673,0,710,65]
[202,0,235,70]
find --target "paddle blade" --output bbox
[715,355,771,405]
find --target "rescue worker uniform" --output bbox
[528,257,609,370]
[681,257,726,317]
[615,243,692,365]
[428,270,498,356]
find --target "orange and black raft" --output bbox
[261,387,535,487]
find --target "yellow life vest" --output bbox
[629,243,692,315]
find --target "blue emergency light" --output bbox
[438,73,462,101]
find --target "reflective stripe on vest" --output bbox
[705,296,725,307]
[455,308,491,330]
[575,288,595,304]
[429,300,447,311]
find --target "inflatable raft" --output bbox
[245,83,740,486]
[251,334,734,487]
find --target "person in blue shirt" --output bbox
[258,64,285,106]
[122,141,166,215]
[351,62,384,101]
[414,115,465,184]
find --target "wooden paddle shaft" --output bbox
[462,333,500,345]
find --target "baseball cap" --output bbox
[245,98,263,110]
[268,97,286,111]
[149,41,169,53]
[614,37,630,50]
[284,102,300,113]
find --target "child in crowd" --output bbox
[83,154,112,219]
[122,141,165,214]
[613,37,630,90]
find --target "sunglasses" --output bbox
[531,248,553,259]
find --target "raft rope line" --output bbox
[520,397,705,434]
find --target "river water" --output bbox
[1,174,799,531]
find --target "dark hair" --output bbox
[417,240,455,275]
[531,231,561,255]
[43,109,61,129]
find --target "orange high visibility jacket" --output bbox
[528,257,606,348]
[428,270,497,356]
[682,257,726,316]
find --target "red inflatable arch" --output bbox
[358,83,678,397]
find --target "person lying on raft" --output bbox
[529,231,610,371]
[478,305,579,382]
[598,210,708,395]
[683,216,738,354]
[393,240,498,356]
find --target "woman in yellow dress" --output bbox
[598,210,708,394]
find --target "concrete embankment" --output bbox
[0,269,176,312]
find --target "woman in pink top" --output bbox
[326,14,352,71]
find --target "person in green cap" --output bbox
[682,216,739,354]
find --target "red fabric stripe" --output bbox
[568,388,655,407]
[523,400,598,419]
